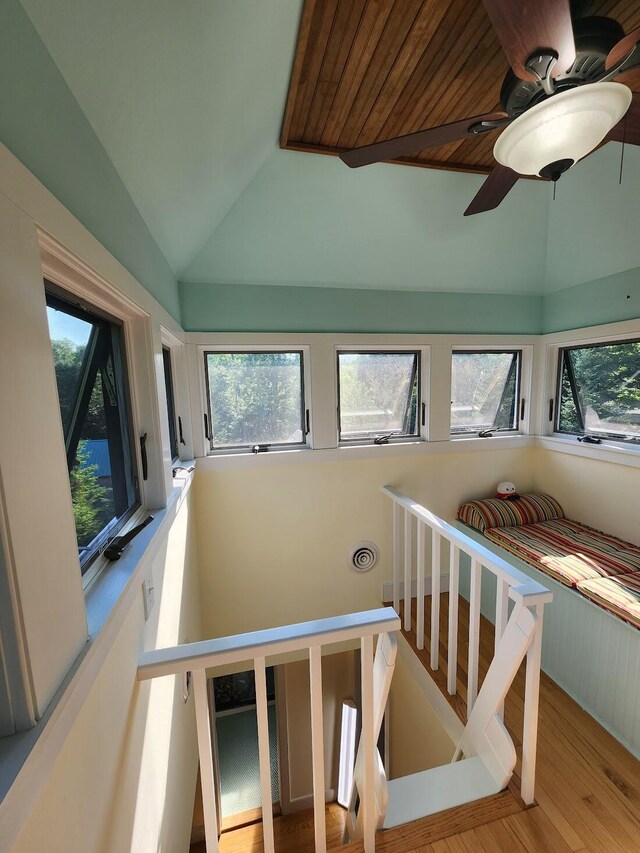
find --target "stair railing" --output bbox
[344,631,398,844]
[382,485,552,805]
[137,607,400,853]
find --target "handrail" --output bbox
[382,486,552,605]
[137,607,400,853]
[137,607,399,680]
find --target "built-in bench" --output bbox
[455,493,640,758]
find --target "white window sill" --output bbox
[535,435,640,469]
[197,435,534,470]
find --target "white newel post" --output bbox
[521,603,544,805]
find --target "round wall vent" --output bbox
[348,541,379,573]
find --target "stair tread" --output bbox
[383,756,502,828]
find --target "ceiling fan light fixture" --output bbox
[493,82,632,177]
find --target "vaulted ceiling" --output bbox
[16,0,640,298]
[19,0,303,274]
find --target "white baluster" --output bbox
[392,502,401,613]
[495,578,510,721]
[467,559,482,714]
[416,521,425,650]
[521,603,544,805]
[309,646,326,852]
[255,656,275,853]
[360,634,375,853]
[404,510,411,631]
[193,668,219,853]
[431,530,441,670]
[447,544,459,695]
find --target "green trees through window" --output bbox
[557,341,640,441]
[205,352,306,448]
[46,289,138,570]
[337,351,419,441]
[451,351,520,434]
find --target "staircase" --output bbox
[346,602,538,841]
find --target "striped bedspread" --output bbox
[577,573,640,629]
[484,518,640,588]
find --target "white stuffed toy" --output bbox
[496,481,518,500]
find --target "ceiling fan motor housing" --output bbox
[500,17,626,117]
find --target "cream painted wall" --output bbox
[388,653,455,780]
[194,446,535,639]
[281,650,356,807]
[531,448,640,545]
[12,488,202,853]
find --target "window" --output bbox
[451,350,521,435]
[556,339,640,444]
[46,287,139,571]
[337,351,420,443]
[204,351,307,451]
[162,346,179,461]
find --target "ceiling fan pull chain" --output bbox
[619,116,627,185]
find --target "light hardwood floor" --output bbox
[192,594,640,852]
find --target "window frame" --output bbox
[202,347,311,454]
[554,337,640,445]
[39,233,172,593]
[449,347,524,438]
[335,347,424,446]
[45,282,141,578]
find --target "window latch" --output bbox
[373,434,390,445]
[104,515,154,561]
[252,444,269,453]
[577,435,601,444]
[478,429,493,438]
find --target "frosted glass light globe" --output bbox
[493,82,632,176]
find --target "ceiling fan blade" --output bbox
[482,0,576,81]
[464,165,520,216]
[605,27,640,71]
[605,93,640,146]
[339,112,508,168]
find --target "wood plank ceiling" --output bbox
[281,0,640,175]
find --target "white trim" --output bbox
[40,230,169,512]
[0,472,195,848]
[195,435,535,471]
[540,317,640,442]
[534,435,640,468]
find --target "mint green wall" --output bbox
[183,148,549,294]
[543,267,640,333]
[545,144,640,293]
[0,0,180,321]
[180,282,542,334]
[20,0,302,276]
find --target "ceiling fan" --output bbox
[339,1,640,215]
